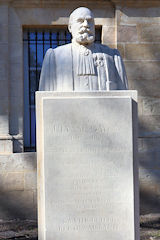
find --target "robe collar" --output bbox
[72,41,96,76]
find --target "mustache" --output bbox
[78,27,92,34]
[76,33,94,44]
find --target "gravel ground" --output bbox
[140,214,160,240]
[0,220,37,240]
[0,214,160,240]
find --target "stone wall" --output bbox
[116,6,160,214]
[0,0,160,219]
[0,153,37,219]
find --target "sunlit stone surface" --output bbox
[36,91,139,240]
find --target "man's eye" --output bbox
[77,19,83,23]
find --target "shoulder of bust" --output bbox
[54,43,72,53]
[95,43,120,56]
[45,48,54,55]
[44,43,72,56]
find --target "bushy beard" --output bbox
[75,28,95,45]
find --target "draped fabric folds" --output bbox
[39,43,128,91]
[39,48,56,91]
[77,47,95,76]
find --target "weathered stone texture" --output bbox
[125,62,160,81]
[125,44,160,60]
[10,0,112,8]
[138,24,160,42]
[24,172,37,190]
[102,26,115,44]
[141,137,160,152]
[9,97,23,136]
[0,190,36,220]
[139,115,160,136]
[117,25,139,43]
[0,140,13,154]
[10,44,23,64]
[0,153,36,172]
[9,9,23,142]
[0,25,8,43]
[0,153,37,219]
[138,136,160,214]
[117,43,125,58]
[11,80,23,98]
[142,97,160,116]
[0,99,9,133]
[0,172,24,191]
[12,7,114,26]
[0,5,10,153]
[0,5,8,24]
[117,6,160,215]
[129,79,160,98]
[13,139,23,153]
[119,7,160,24]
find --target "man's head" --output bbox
[68,7,95,45]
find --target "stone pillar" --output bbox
[8,7,23,152]
[0,4,12,153]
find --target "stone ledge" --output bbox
[5,0,112,8]
[113,0,160,7]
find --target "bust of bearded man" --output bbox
[39,7,128,91]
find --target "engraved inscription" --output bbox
[42,97,135,239]
[55,217,129,232]
[45,123,120,135]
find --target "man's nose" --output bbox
[83,19,89,27]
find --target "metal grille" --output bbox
[23,28,101,151]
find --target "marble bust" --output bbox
[39,7,128,91]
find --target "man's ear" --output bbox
[68,24,72,33]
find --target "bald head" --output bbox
[69,7,94,26]
[68,7,95,45]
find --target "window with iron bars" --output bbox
[23,27,102,151]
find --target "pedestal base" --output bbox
[36,91,139,240]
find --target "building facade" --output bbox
[0,0,160,219]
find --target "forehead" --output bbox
[71,9,93,21]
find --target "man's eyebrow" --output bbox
[76,18,83,21]
[76,16,93,21]
[85,16,93,20]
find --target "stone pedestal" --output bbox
[36,91,139,240]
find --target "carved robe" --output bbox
[39,43,128,91]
